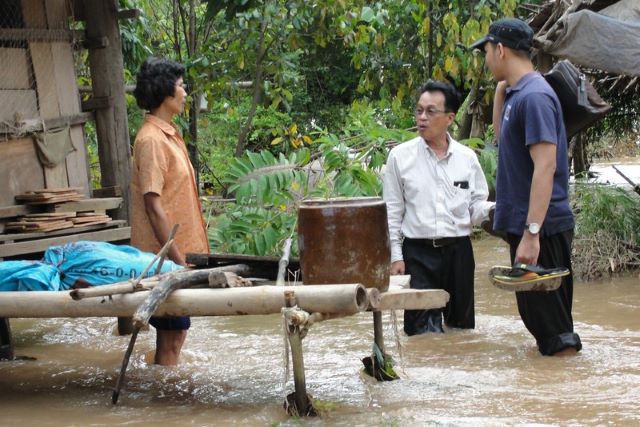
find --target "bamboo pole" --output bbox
[131,265,249,328]
[70,264,249,300]
[0,284,369,318]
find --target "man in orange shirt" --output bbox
[131,57,209,365]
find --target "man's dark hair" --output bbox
[417,80,462,114]
[133,57,185,111]
[488,41,533,60]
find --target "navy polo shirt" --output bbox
[494,72,574,236]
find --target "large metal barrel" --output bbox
[297,197,390,291]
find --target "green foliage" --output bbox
[573,184,640,278]
[211,149,309,256]
[225,149,311,204]
[574,185,640,245]
[113,0,551,257]
[210,107,410,255]
[477,148,498,194]
[211,204,298,256]
[459,135,498,194]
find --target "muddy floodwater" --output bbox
[1,236,639,426]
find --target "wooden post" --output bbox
[284,291,314,416]
[116,317,134,335]
[373,310,385,354]
[82,0,131,221]
[0,318,14,360]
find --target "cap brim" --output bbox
[469,36,490,51]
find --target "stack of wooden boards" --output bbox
[5,212,112,233]
[4,187,111,234]
[14,187,85,205]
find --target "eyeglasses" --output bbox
[415,107,450,117]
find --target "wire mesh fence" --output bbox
[0,0,81,138]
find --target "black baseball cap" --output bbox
[470,18,534,52]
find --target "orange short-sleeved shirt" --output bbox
[130,114,209,256]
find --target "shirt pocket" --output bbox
[445,185,470,219]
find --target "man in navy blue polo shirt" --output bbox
[471,18,582,356]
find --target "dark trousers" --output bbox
[402,237,475,335]
[507,230,582,355]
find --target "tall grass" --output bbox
[573,184,640,279]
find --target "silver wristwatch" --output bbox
[525,222,541,235]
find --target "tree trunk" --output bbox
[235,16,268,157]
[457,84,478,141]
[572,133,589,176]
[426,0,434,79]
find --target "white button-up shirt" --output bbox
[383,135,494,262]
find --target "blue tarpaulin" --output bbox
[0,241,182,291]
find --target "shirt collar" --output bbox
[506,71,538,95]
[144,113,177,136]
[421,133,454,159]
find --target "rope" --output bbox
[389,309,408,378]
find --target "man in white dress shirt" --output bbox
[383,80,494,335]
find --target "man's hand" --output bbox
[390,260,405,275]
[481,206,507,241]
[515,232,540,265]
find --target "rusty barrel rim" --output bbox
[299,196,384,209]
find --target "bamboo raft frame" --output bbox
[0,273,449,416]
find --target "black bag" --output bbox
[544,59,611,139]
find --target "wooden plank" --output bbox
[44,0,70,29]
[0,90,39,123]
[0,113,93,136]
[0,226,131,257]
[44,197,122,213]
[47,0,90,197]
[6,220,74,233]
[377,289,449,311]
[0,219,126,243]
[81,96,112,111]
[24,0,69,190]
[0,138,45,207]
[91,186,122,198]
[0,205,31,219]
[30,41,69,189]
[28,49,59,119]
[65,125,91,196]
[0,28,74,42]
[0,48,30,89]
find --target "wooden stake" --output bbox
[373,310,385,354]
[284,291,316,416]
[0,318,14,361]
[113,224,178,403]
[276,237,292,286]
[613,165,640,195]
[112,328,138,404]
